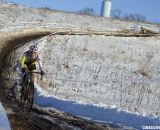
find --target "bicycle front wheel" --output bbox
[24,81,34,112]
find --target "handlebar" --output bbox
[25,71,44,80]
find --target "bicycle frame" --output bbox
[21,71,43,112]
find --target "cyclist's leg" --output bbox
[32,72,36,83]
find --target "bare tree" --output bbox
[77,7,95,16]
[111,9,146,22]
[124,13,146,22]
[111,9,123,19]
[133,13,146,22]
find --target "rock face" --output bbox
[1,2,160,129]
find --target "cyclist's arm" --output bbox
[20,55,26,69]
[37,55,43,71]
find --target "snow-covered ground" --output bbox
[34,84,160,130]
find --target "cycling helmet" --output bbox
[29,45,38,52]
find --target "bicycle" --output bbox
[20,70,43,112]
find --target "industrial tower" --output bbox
[101,0,112,18]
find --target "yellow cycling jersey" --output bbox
[20,52,38,69]
[20,55,26,68]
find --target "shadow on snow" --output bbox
[34,89,160,130]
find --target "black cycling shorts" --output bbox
[22,63,36,73]
[28,63,36,71]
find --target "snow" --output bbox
[0,102,11,130]
[34,84,160,130]
[34,35,160,119]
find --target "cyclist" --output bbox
[20,45,45,83]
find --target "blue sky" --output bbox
[6,0,160,23]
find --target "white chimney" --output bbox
[101,0,112,18]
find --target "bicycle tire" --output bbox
[20,76,29,110]
[21,74,34,112]
[25,81,34,112]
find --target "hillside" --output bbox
[0,2,160,130]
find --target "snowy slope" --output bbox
[34,84,160,130]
